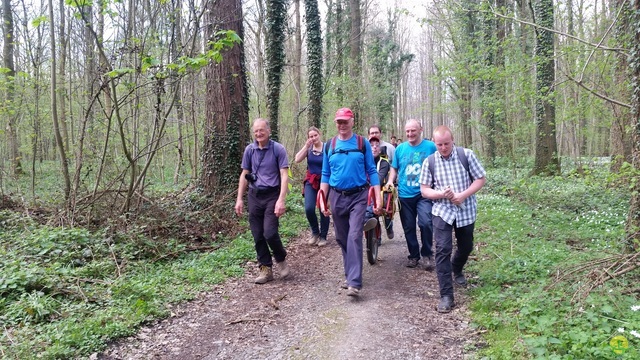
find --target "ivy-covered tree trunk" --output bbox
[480,5,496,163]
[305,0,323,128]
[625,0,640,251]
[347,0,362,130]
[201,0,250,195]
[611,0,633,173]
[531,0,560,176]
[265,0,287,141]
[335,0,345,103]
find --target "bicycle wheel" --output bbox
[366,222,380,265]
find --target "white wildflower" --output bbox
[630,330,640,339]
[618,327,625,333]
[631,305,640,312]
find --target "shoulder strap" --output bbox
[456,146,472,182]
[428,154,435,187]
[325,135,365,157]
[325,136,338,156]
[428,147,472,187]
[357,134,365,154]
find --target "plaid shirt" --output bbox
[419,148,486,227]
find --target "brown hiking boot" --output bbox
[277,260,291,279]
[308,234,320,245]
[254,265,274,284]
[316,237,328,247]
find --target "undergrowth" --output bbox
[0,190,307,359]
[470,166,638,359]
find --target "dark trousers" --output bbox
[329,188,367,289]
[248,188,287,267]
[433,216,475,299]
[304,182,330,238]
[398,194,433,260]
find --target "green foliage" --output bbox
[0,187,307,358]
[471,167,638,358]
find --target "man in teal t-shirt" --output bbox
[385,119,437,269]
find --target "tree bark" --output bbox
[200,0,250,195]
[305,0,323,128]
[531,0,560,176]
[265,0,287,141]
[626,0,640,250]
[48,0,71,199]
[2,0,23,176]
[348,0,362,129]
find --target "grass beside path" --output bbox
[468,168,638,359]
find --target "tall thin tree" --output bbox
[306,0,323,128]
[2,0,22,176]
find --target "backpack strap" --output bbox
[325,134,366,157]
[428,146,473,187]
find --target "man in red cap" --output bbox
[320,108,382,297]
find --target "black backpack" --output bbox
[427,147,472,187]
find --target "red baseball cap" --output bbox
[335,108,354,120]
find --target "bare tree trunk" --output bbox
[49,0,71,199]
[58,0,69,151]
[2,0,22,177]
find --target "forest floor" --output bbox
[99,215,480,359]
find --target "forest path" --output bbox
[100,214,477,359]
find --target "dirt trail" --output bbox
[100,216,478,359]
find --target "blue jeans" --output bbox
[304,182,330,238]
[398,194,433,260]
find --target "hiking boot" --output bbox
[386,227,394,239]
[423,257,434,271]
[340,281,348,289]
[363,218,377,232]
[346,287,360,297]
[406,258,419,268]
[316,237,328,247]
[278,260,291,279]
[454,272,467,287]
[254,265,273,284]
[308,234,320,245]
[437,296,456,313]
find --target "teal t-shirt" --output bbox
[391,139,437,198]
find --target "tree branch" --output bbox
[562,70,631,109]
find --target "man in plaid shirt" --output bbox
[419,125,486,313]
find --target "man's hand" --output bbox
[274,199,286,217]
[234,199,244,216]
